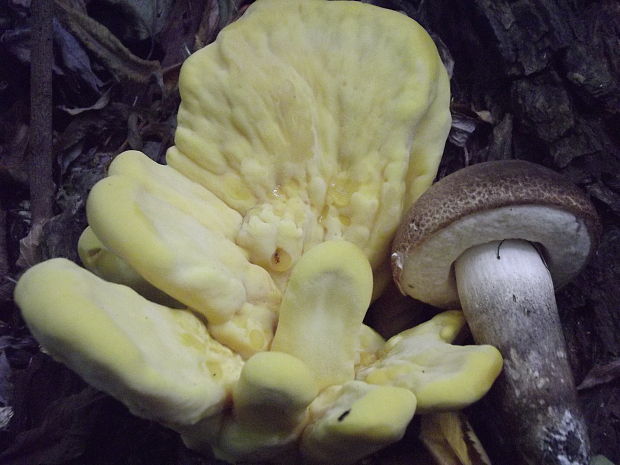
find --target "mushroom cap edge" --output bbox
[391,160,602,307]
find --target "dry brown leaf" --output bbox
[54,0,161,83]
[578,359,620,390]
[420,412,492,465]
[16,221,45,269]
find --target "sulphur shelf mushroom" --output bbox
[392,160,601,465]
[14,0,504,462]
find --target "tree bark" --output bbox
[407,0,620,462]
[29,0,55,225]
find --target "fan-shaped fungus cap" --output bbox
[357,311,502,412]
[392,160,601,465]
[272,240,373,390]
[14,259,242,426]
[14,0,455,462]
[166,0,451,286]
[202,351,319,463]
[301,381,417,465]
[82,0,451,359]
[87,150,281,359]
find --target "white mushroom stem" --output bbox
[454,239,589,465]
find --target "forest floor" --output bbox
[0,1,618,464]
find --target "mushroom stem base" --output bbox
[455,239,589,465]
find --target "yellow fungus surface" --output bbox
[357,311,503,412]
[14,259,243,425]
[85,0,449,358]
[87,150,281,358]
[169,0,450,281]
[301,381,416,465]
[272,241,373,390]
[12,0,465,463]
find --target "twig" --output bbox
[0,208,11,302]
[29,0,55,225]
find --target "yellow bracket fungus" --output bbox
[14,259,243,426]
[301,381,417,465]
[12,0,504,463]
[357,311,503,412]
[189,351,318,463]
[272,240,373,390]
[77,226,182,308]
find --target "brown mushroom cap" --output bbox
[392,160,601,308]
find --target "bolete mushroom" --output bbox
[392,160,601,465]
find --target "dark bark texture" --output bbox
[0,0,618,464]
[28,0,55,225]
[405,0,620,462]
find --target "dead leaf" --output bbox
[58,87,111,115]
[431,33,454,79]
[40,207,89,263]
[0,386,106,465]
[94,0,176,41]
[577,359,620,390]
[55,102,130,175]
[195,0,233,50]
[16,221,45,268]
[420,412,492,465]
[449,113,480,149]
[0,406,14,430]
[0,333,37,367]
[0,24,33,65]
[53,19,104,93]
[54,0,161,83]
[473,110,494,124]
[0,352,11,406]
